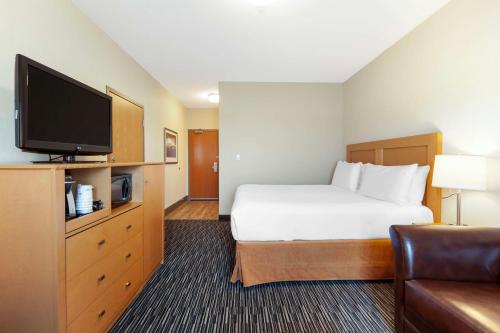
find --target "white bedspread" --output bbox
[230,184,433,241]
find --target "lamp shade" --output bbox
[432,155,487,191]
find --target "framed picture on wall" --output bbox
[164,128,178,164]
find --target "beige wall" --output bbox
[186,108,219,129]
[219,82,344,214]
[0,0,187,208]
[344,0,500,226]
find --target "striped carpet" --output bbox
[111,220,395,333]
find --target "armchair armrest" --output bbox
[389,224,500,283]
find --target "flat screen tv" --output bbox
[15,54,112,161]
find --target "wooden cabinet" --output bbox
[0,162,165,333]
[143,164,165,278]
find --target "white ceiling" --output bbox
[72,0,450,108]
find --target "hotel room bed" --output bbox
[231,184,433,242]
[230,132,442,287]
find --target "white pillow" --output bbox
[358,163,418,205]
[357,163,367,190]
[407,165,430,205]
[331,161,362,192]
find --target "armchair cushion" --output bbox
[405,280,500,333]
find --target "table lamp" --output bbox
[432,155,487,225]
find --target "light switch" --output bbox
[235,154,241,161]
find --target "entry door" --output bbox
[107,88,144,163]
[189,130,219,199]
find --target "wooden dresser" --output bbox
[0,162,165,332]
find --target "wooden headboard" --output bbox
[346,132,442,222]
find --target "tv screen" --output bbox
[15,54,112,156]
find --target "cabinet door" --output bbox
[143,165,165,278]
[108,89,144,163]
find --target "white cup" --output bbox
[76,184,94,215]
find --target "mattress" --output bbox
[230,184,433,242]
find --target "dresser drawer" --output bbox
[66,206,143,280]
[68,258,143,333]
[67,232,143,324]
[111,205,143,246]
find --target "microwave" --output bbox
[111,174,132,206]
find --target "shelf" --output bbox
[65,202,143,237]
[111,202,143,217]
[65,208,111,233]
[112,166,144,203]
[62,164,146,236]
[0,162,165,170]
[65,167,111,234]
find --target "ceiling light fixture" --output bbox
[207,93,219,104]
[248,0,275,7]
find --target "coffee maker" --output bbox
[65,175,76,219]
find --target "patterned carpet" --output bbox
[111,220,395,333]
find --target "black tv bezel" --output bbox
[15,54,113,156]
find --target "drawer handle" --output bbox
[98,309,106,318]
[97,274,106,282]
[98,239,106,246]
[125,282,132,288]
[125,253,132,259]
[126,224,132,230]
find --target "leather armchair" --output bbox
[389,225,500,333]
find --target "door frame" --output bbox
[188,129,219,201]
[106,86,145,162]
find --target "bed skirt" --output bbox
[230,239,394,287]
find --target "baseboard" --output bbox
[164,196,188,215]
[189,198,218,201]
[219,214,230,221]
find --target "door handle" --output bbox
[212,162,218,173]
